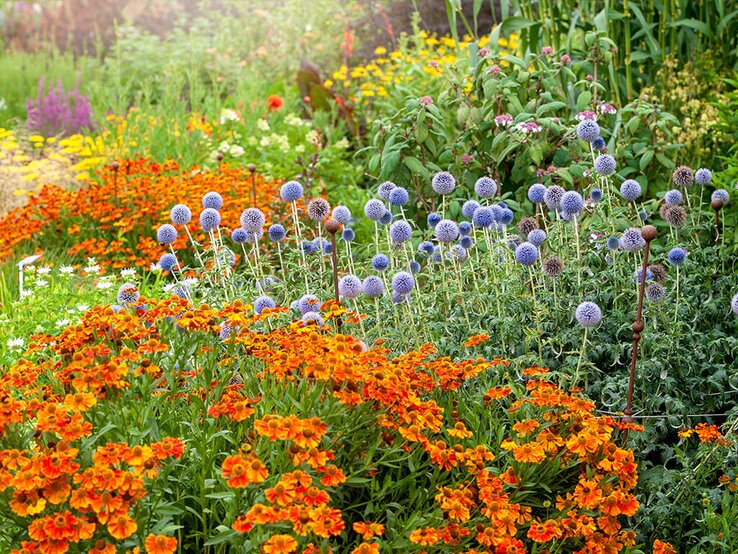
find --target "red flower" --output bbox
[267,95,284,111]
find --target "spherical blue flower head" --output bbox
[364,199,385,221]
[590,188,603,202]
[202,191,223,210]
[449,244,468,262]
[322,241,333,254]
[646,283,666,303]
[157,224,178,245]
[301,311,324,327]
[431,246,442,263]
[472,207,494,228]
[515,242,539,266]
[301,241,318,255]
[544,185,564,212]
[392,294,408,304]
[638,210,649,222]
[458,221,472,236]
[409,260,422,273]
[341,228,355,242]
[264,224,285,243]
[594,154,617,176]
[298,294,321,315]
[307,198,331,222]
[159,253,178,271]
[620,228,645,252]
[731,293,738,316]
[575,301,602,327]
[695,168,712,186]
[377,181,396,201]
[427,212,442,228]
[632,267,653,284]
[243,229,263,244]
[459,235,473,249]
[507,234,523,250]
[667,247,687,266]
[528,183,546,204]
[462,200,480,219]
[170,204,192,225]
[497,201,509,209]
[432,171,456,195]
[591,136,606,151]
[312,237,330,253]
[338,275,362,299]
[116,283,139,305]
[435,219,459,243]
[528,229,547,246]
[498,208,514,226]
[174,285,190,299]
[199,208,221,232]
[219,323,232,340]
[111,305,124,314]
[664,189,683,206]
[362,275,384,298]
[419,241,434,255]
[389,187,409,206]
[280,180,304,202]
[560,210,577,222]
[256,277,276,293]
[391,271,415,294]
[474,177,498,198]
[253,295,276,314]
[560,190,584,214]
[231,227,249,244]
[371,253,390,272]
[379,210,393,226]
[620,179,642,201]
[332,205,352,225]
[576,119,600,142]
[711,189,730,203]
[390,220,412,243]
[606,236,620,250]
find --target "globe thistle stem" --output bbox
[573,217,582,289]
[528,266,543,365]
[674,265,680,325]
[455,262,471,328]
[574,326,588,388]
[291,201,310,293]
[276,242,287,287]
[328,228,342,332]
[183,224,205,269]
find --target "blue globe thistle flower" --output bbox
[371,254,390,272]
[219,323,232,340]
[338,275,362,298]
[297,294,321,315]
[362,275,384,298]
[379,210,393,226]
[498,208,514,226]
[672,165,694,188]
[389,187,409,206]
[591,136,606,151]
[202,191,223,210]
[431,245,442,263]
[170,204,192,225]
[561,190,584,214]
[254,295,276,314]
[590,188,603,202]
[459,236,473,249]
[307,198,331,222]
[242,229,262,244]
[667,247,687,266]
[560,210,576,222]
[111,305,124,313]
[576,119,600,142]
[620,179,642,201]
[200,208,221,232]
[256,277,276,293]
[390,220,412,243]
[497,201,509,209]
[508,234,523,250]
[332,205,352,224]
[419,241,434,255]
[435,219,459,243]
[695,168,712,186]
[280,180,304,202]
[159,253,178,271]
[174,285,190,299]
[232,228,249,244]
[427,212,442,228]
[312,237,330,254]
[240,208,265,232]
[301,311,324,327]
[606,236,620,250]
[341,228,355,242]
[462,200,480,219]
[268,224,286,242]
[391,271,415,294]
[544,185,564,212]
[392,294,408,304]
[432,171,456,195]
[409,260,421,273]
[321,241,333,254]
[528,229,546,246]
[458,221,472,236]
[664,189,683,206]
[116,283,139,305]
[449,244,468,262]
[364,199,385,221]
[301,241,318,255]
[620,228,645,252]
[632,267,653,284]
[575,301,602,327]
[377,181,396,201]
[157,224,178,245]
[646,283,666,302]
[474,177,498,198]
[515,242,538,265]
[528,183,546,204]
[472,207,494,227]
[639,210,649,222]
[711,189,730,203]
[731,293,738,316]
[594,154,617,176]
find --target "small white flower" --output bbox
[295,145,305,154]
[257,119,270,132]
[7,337,25,351]
[218,141,231,153]
[120,268,137,278]
[20,289,33,298]
[84,263,100,275]
[229,145,245,158]
[55,318,71,327]
[77,304,90,312]
[23,265,36,273]
[59,265,74,275]
[96,280,114,290]
[34,278,49,288]
[37,266,51,275]
[335,138,349,149]
[183,277,199,287]
[247,136,258,147]
[163,283,177,293]
[150,263,162,272]
[218,108,240,124]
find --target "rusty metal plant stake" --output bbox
[325,218,341,330]
[623,225,657,426]
[712,198,723,246]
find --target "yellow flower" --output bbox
[324,79,334,88]
[374,46,387,55]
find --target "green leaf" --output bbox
[404,156,430,180]
[639,150,654,171]
[576,91,592,111]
